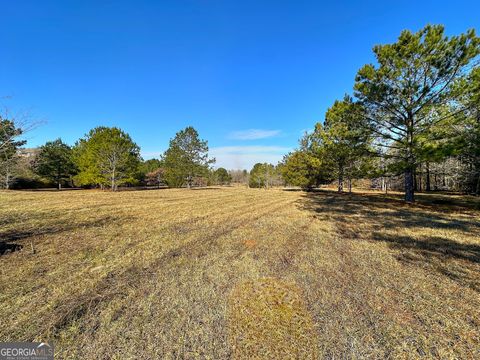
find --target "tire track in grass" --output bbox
[41,196,295,339]
[146,196,297,270]
[106,193,292,262]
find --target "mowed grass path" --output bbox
[0,187,479,358]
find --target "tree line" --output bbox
[0,123,236,190]
[2,24,479,201]
[281,24,480,201]
[1,116,281,191]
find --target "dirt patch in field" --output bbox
[228,277,318,359]
[243,239,257,249]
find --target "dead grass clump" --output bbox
[228,277,318,359]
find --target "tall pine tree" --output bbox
[354,25,479,201]
[162,127,215,188]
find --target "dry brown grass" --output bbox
[0,187,479,358]
[228,277,318,359]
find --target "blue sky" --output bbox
[1,1,479,169]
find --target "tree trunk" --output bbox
[426,162,431,191]
[338,165,344,193]
[58,182,62,190]
[348,177,352,193]
[476,174,480,196]
[413,168,418,192]
[405,115,415,202]
[111,167,116,191]
[4,162,11,189]
[418,163,423,192]
[405,168,415,202]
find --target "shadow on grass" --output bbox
[0,242,23,255]
[0,215,123,257]
[300,190,480,231]
[371,234,480,264]
[190,187,223,191]
[13,186,171,192]
[298,189,480,291]
[13,187,86,192]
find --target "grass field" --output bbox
[1,187,479,358]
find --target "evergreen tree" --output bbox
[249,163,277,188]
[453,67,480,194]
[281,126,334,189]
[74,127,141,190]
[321,96,373,192]
[354,25,479,201]
[140,159,162,174]
[281,151,322,190]
[214,167,232,185]
[162,127,215,188]
[35,139,77,189]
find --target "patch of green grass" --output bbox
[228,277,318,359]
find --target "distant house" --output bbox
[17,148,39,159]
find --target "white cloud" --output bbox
[210,145,290,170]
[141,145,291,170]
[228,129,281,140]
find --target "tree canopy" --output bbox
[321,96,373,192]
[354,24,480,201]
[452,66,480,194]
[74,127,141,190]
[214,167,232,185]
[35,138,76,189]
[249,163,278,188]
[162,126,215,188]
